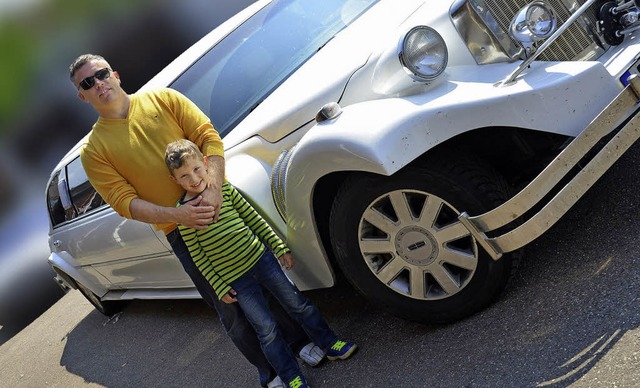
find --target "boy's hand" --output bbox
[222,289,237,304]
[278,253,294,270]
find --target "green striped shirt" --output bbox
[177,183,290,299]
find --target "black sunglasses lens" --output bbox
[79,77,94,90]
[95,68,110,80]
[79,69,110,90]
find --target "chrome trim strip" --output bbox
[271,149,294,221]
[460,76,640,258]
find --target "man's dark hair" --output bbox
[69,54,107,81]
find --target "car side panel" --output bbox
[48,208,192,288]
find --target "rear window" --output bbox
[46,171,66,227]
[66,157,106,217]
[46,157,107,228]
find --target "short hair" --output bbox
[165,139,204,174]
[69,54,107,81]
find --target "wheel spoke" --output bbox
[388,191,413,225]
[362,207,397,235]
[417,195,441,230]
[434,222,470,243]
[438,248,477,271]
[360,238,393,254]
[377,256,406,284]
[429,264,461,295]
[409,267,426,298]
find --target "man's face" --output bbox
[74,59,122,106]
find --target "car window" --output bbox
[170,0,378,138]
[47,157,109,228]
[66,157,107,218]
[46,171,66,227]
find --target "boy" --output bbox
[165,139,357,388]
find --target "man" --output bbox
[70,54,323,387]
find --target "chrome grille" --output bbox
[484,0,604,61]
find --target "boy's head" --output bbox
[165,139,209,196]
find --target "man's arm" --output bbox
[200,155,225,222]
[168,88,225,222]
[129,197,215,230]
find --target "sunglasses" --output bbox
[77,68,112,90]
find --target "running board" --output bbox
[102,288,202,301]
[459,75,640,260]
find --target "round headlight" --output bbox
[399,26,448,82]
[527,3,555,36]
[510,1,557,43]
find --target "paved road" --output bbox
[1,143,639,387]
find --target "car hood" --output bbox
[222,0,428,148]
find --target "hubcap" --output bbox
[358,189,478,300]
[395,226,438,266]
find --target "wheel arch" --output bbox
[309,126,568,269]
[47,251,109,297]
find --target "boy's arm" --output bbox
[228,184,290,258]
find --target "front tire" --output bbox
[329,158,519,324]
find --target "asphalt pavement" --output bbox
[1,143,639,387]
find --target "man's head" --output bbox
[69,54,107,83]
[69,54,125,110]
[165,139,210,196]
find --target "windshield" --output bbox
[170,0,378,138]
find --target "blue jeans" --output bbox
[231,250,338,383]
[166,230,309,386]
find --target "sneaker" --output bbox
[326,340,358,361]
[288,375,309,388]
[267,376,285,388]
[298,342,326,367]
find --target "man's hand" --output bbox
[278,253,295,270]
[222,289,237,304]
[129,197,215,230]
[199,184,223,223]
[176,196,216,229]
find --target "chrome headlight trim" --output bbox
[399,26,448,82]
[450,0,522,65]
[501,0,598,85]
[509,1,557,45]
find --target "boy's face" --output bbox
[170,156,209,196]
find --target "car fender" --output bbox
[48,251,110,298]
[283,60,620,287]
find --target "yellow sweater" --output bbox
[80,88,224,235]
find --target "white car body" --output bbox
[47,0,640,322]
